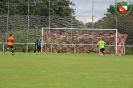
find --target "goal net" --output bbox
[41,28,126,55]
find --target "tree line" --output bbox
[87,5,133,45]
[0,1,133,45]
[0,0,75,16]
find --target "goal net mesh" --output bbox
[42,28,126,54]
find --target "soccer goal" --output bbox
[41,28,124,55]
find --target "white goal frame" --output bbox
[41,28,118,55]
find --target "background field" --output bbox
[0,52,133,88]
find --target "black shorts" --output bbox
[8,45,14,49]
[35,45,41,49]
[100,48,105,52]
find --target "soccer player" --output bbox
[97,38,106,56]
[33,36,42,54]
[6,34,15,55]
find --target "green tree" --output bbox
[0,0,8,15]
[0,0,75,16]
[96,5,133,45]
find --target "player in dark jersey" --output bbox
[33,36,42,54]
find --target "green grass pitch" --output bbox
[0,52,133,88]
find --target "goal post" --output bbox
[41,28,119,55]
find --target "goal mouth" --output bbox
[41,28,126,55]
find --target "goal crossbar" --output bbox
[41,28,118,55]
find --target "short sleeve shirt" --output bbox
[98,40,105,49]
[8,36,14,46]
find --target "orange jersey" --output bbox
[8,36,14,46]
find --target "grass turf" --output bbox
[0,52,133,88]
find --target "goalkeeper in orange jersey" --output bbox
[5,34,15,55]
